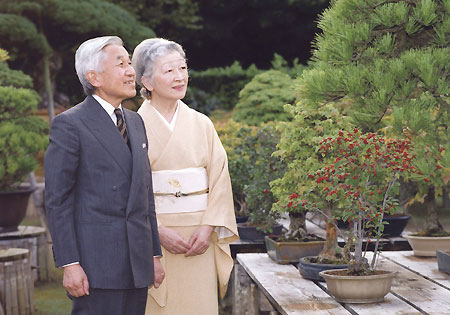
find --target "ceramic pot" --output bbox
[405,235,450,257]
[319,269,397,303]
[382,215,410,237]
[298,256,348,282]
[236,216,249,224]
[265,236,325,264]
[0,186,35,233]
[237,223,283,241]
[436,250,450,274]
[338,216,411,237]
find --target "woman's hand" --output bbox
[185,225,214,257]
[153,257,164,288]
[158,225,190,254]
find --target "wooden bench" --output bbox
[235,251,450,314]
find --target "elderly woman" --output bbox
[132,38,239,315]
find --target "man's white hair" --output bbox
[75,36,123,95]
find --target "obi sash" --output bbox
[152,167,208,214]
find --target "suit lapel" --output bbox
[124,109,148,214]
[79,96,132,177]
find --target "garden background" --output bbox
[1,0,449,314]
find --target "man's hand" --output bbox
[159,226,190,254]
[185,225,214,257]
[153,257,165,288]
[63,264,89,297]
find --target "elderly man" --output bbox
[45,36,163,315]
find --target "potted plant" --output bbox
[304,129,415,303]
[271,101,354,266]
[0,49,48,232]
[216,120,252,222]
[236,123,285,241]
[398,128,450,256]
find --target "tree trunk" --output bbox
[424,186,444,234]
[284,211,307,239]
[319,220,341,260]
[43,55,55,122]
[318,205,344,261]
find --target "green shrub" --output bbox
[187,61,261,112]
[0,49,48,190]
[233,70,295,125]
[217,120,285,231]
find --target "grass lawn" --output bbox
[34,280,71,314]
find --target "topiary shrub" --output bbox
[233,70,295,126]
[0,49,48,191]
[295,0,450,235]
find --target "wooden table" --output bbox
[235,251,450,314]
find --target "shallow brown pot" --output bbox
[405,235,450,257]
[319,269,397,303]
[265,236,325,264]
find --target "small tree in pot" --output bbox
[272,101,353,259]
[302,129,415,274]
[0,49,48,231]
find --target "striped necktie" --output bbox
[114,108,129,148]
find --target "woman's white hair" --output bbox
[132,38,186,100]
[75,36,123,95]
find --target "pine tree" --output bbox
[294,0,450,234]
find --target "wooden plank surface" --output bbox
[370,253,450,314]
[382,251,450,290]
[237,253,351,315]
[303,252,420,315]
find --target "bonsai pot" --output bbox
[339,215,411,237]
[0,186,35,233]
[382,215,410,237]
[319,269,397,303]
[405,235,450,257]
[298,256,348,282]
[265,236,325,264]
[237,222,283,241]
[436,250,450,274]
[236,216,249,224]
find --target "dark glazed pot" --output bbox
[237,223,283,242]
[0,186,35,233]
[236,216,249,224]
[298,256,348,282]
[381,215,411,237]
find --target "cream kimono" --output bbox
[138,100,239,315]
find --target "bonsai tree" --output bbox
[242,123,285,232]
[271,101,353,254]
[295,0,450,234]
[216,120,253,217]
[300,129,415,274]
[0,49,48,191]
[217,120,284,232]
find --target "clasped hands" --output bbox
[158,225,214,256]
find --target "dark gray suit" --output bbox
[45,96,161,313]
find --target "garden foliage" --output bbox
[217,120,285,232]
[0,49,48,190]
[293,0,450,234]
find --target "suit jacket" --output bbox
[44,95,161,289]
